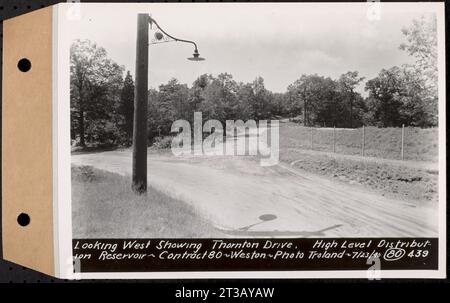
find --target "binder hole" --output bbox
[17,213,30,226]
[17,58,31,72]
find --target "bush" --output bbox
[151,136,174,149]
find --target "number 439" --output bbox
[408,250,429,258]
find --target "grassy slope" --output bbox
[72,165,223,238]
[280,150,438,204]
[279,123,439,203]
[280,123,438,162]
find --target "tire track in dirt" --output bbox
[72,150,438,238]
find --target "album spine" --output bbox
[1,6,56,276]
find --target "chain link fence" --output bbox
[280,123,438,162]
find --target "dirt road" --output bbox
[72,150,438,237]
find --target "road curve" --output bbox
[72,150,438,238]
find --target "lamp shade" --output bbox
[188,49,205,61]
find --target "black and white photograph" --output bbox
[54,2,446,278]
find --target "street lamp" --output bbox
[148,16,205,61]
[132,13,205,194]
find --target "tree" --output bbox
[287,74,337,126]
[400,15,438,85]
[160,78,190,121]
[147,78,190,141]
[337,71,365,128]
[236,83,255,120]
[365,65,437,127]
[365,66,410,127]
[188,74,211,119]
[70,39,124,147]
[398,66,436,126]
[250,76,273,120]
[200,73,239,122]
[287,75,314,125]
[119,71,135,146]
[399,15,438,126]
[147,88,162,140]
[364,14,439,128]
[270,92,288,118]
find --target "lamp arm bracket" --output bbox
[148,16,198,51]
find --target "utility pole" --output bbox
[132,13,149,194]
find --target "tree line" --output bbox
[70,15,438,148]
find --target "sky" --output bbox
[63,2,442,95]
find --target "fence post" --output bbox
[361,125,365,157]
[311,127,313,150]
[401,124,405,160]
[333,126,336,153]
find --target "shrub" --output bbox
[151,136,174,150]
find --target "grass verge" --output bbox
[280,150,438,204]
[72,165,224,238]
